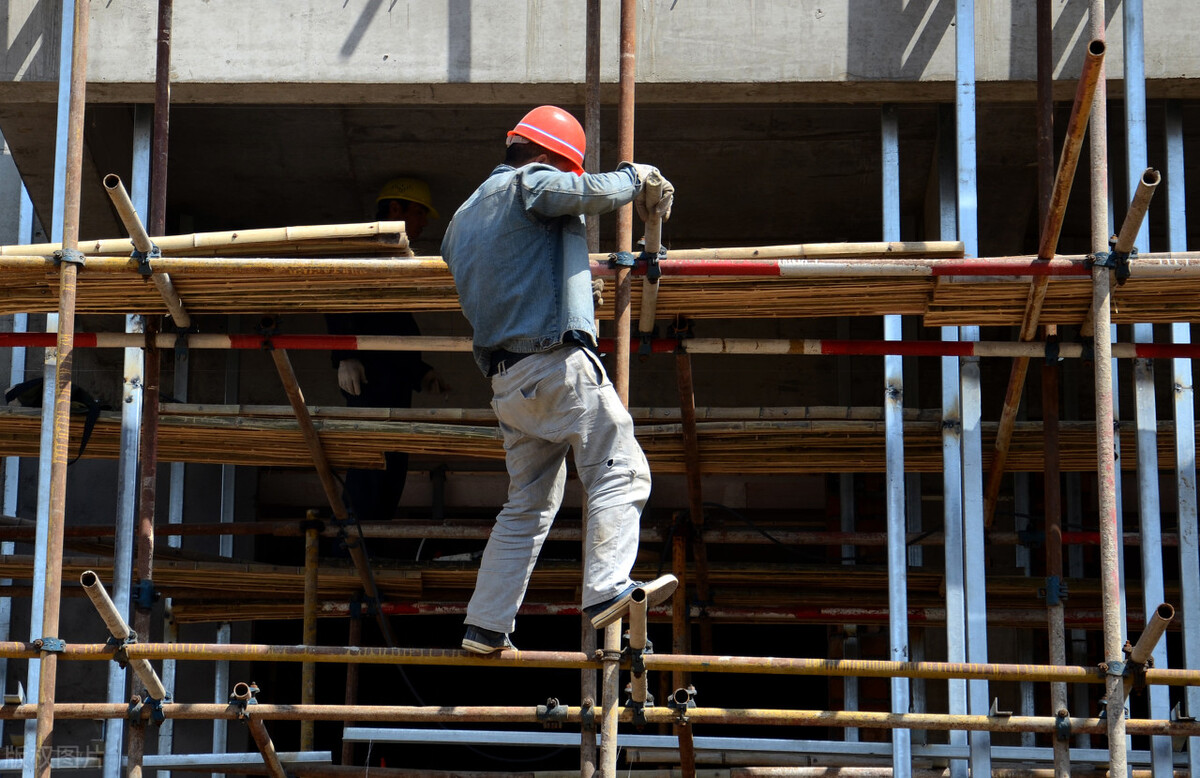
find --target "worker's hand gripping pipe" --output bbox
[80,570,168,700]
[637,170,666,336]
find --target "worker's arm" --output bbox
[517,163,641,218]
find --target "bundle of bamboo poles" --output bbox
[0,405,1188,474]
[0,221,412,258]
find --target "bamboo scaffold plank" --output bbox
[0,405,1193,475]
[7,247,1200,323]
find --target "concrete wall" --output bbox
[1,1,1199,102]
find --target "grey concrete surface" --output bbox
[0,1,1197,103]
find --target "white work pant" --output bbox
[464,346,651,634]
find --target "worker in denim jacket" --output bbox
[441,105,678,654]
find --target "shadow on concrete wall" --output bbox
[447,0,470,83]
[846,0,954,81]
[1,0,57,82]
[1042,0,1119,79]
[340,0,385,59]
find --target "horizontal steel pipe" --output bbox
[5,641,1200,687]
[79,571,167,699]
[2,702,1200,738]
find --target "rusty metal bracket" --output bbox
[579,697,596,731]
[608,250,636,268]
[536,697,568,728]
[53,248,86,267]
[131,244,161,277]
[1054,709,1072,742]
[33,637,65,652]
[105,632,138,669]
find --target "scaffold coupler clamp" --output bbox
[1043,335,1060,366]
[348,591,379,620]
[1054,708,1072,742]
[623,691,651,728]
[255,315,280,351]
[1088,236,1135,285]
[126,695,145,726]
[133,578,159,610]
[536,697,568,729]
[1037,575,1069,606]
[667,685,697,724]
[105,631,139,669]
[638,327,657,357]
[670,316,694,354]
[1121,639,1152,692]
[640,245,666,283]
[229,682,260,720]
[623,635,653,677]
[607,250,636,269]
[130,244,161,277]
[576,697,596,732]
[53,248,86,268]
[32,636,65,653]
[145,695,166,726]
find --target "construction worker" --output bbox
[326,177,446,525]
[441,105,678,654]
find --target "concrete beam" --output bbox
[0,0,1198,104]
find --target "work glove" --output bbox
[337,358,367,396]
[421,368,451,396]
[625,162,674,223]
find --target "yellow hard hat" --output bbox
[376,177,438,219]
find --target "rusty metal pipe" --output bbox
[341,614,361,766]
[34,2,91,776]
[1123,603,1175,701]
[1113,168,1161,255]
[10,702,1200,738]
[150,0,172,238]
[300,524,319,750]
[232,684,286,778]
[79,571,167,699]
[269,347,395,647]
[983,38,1106,527]
[102,174,190,327]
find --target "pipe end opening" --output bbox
[1088,39,1106,57]
[80,570,98,587]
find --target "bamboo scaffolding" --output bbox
[7,249,1200,322]
[1,405,1195,475]
[0,220,411,258]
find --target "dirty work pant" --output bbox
[465,346,652,634]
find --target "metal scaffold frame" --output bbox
[0,2,1197,778]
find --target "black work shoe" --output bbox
[461,625,516,655]
[583,574,679,629]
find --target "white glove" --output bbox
[337,358,367,396]
[626,162,674,222]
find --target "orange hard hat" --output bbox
[507,105,586,175]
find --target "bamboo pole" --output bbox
[982,39,1105,526]
[33,2,90,775]
[0,221,411,257]
[103,173,190,327]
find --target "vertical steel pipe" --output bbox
[150,0,172,238]
[1042,358,1069,776]
[213,316,240,778]
[935,102,967,778]
[880,105,911,778]
[1087,4,1126,770]
[1165,98,1200,778]
[33,1,90,776]
[581,8,601,776]
[601,2,638,774]
[301,524,319,751]
[341,615,362,766]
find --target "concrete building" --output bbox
[1,1,1199,775]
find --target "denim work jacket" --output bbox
[441,162,641,375]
